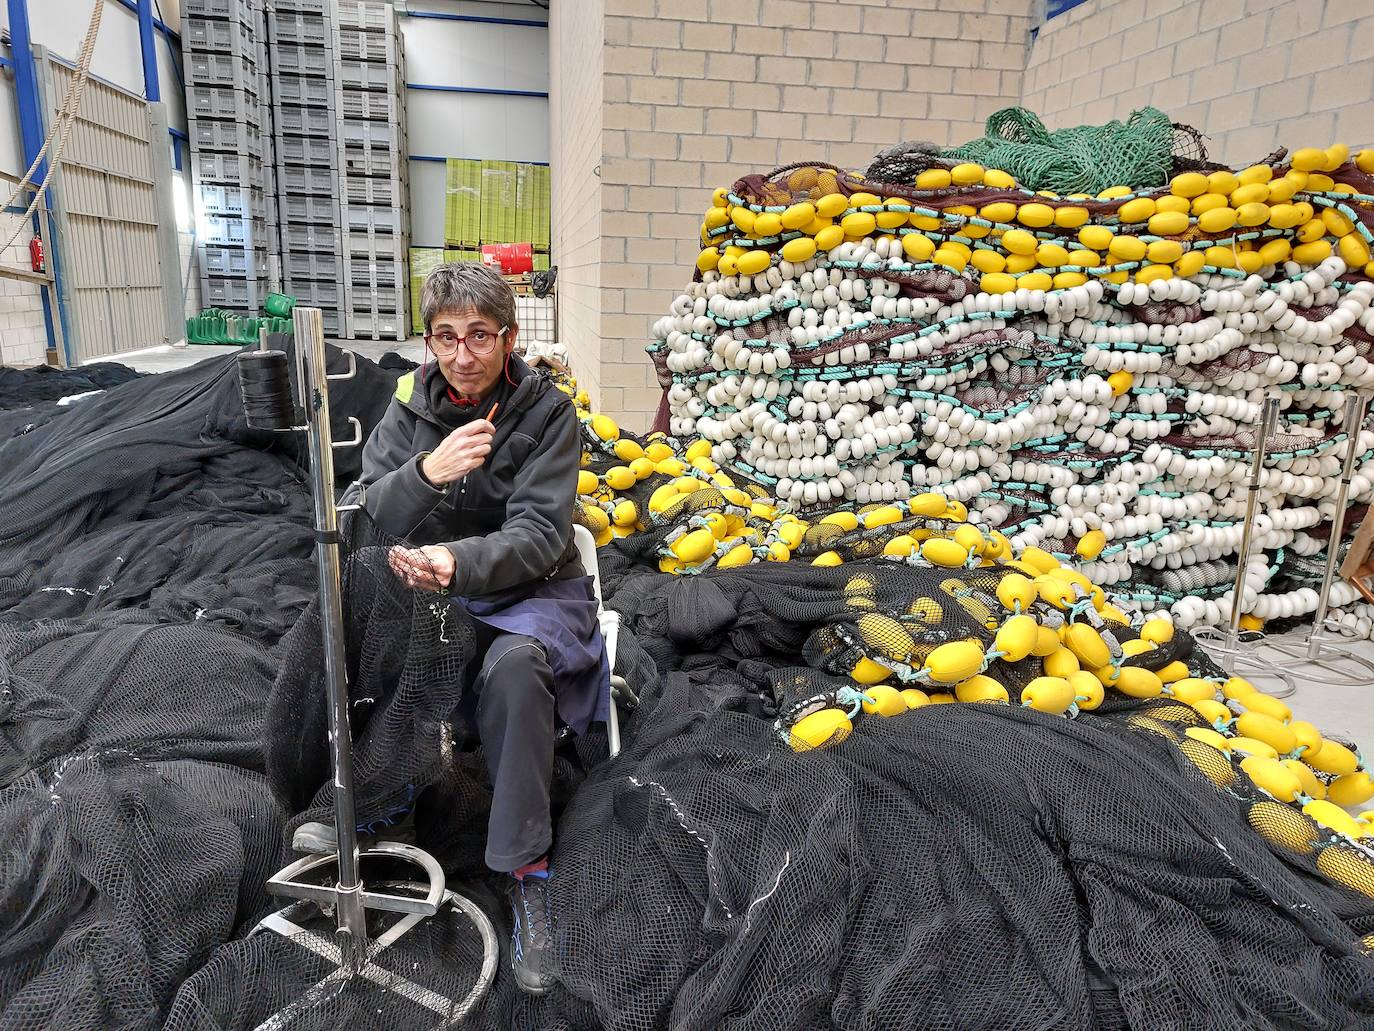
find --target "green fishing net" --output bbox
[943,106,1178,195]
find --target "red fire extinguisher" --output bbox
[29,235,44,274]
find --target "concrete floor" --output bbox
[94,342,242,374]
[92,338,426,375]
[83,342,1374,754]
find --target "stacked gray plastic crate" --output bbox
[334,0,409,341]
[183,0,274,312]
[268,0,344,336]
[257,4,281,289]
[183,0,411,338]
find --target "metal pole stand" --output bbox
[1252,390,1374,686]
[248,309,498,1028]
[1194,396,1299,696]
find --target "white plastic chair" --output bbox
[572,524,628,756]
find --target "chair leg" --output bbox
[609,673,636,706]
[606,697,621,758]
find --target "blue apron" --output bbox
[458,574,610,735]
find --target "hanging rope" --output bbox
[1,0,105,250]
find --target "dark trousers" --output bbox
[463,629,557,873]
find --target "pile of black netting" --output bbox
[0,360,142,409]
[3,353,1373,1031]
[0,361,144,441]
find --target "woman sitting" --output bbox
[295,261,606,995]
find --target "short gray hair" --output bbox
[420,262,517,334]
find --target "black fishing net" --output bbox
[554,676,1374,1029]
[2,355,1373,1031]
[0,361,144,441]
[863,140,949,184]
[1167,121,1227,175]
[0,360,142,409]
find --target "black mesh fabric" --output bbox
[552,674,1374,1030]
[0,360,142,409]
[1,356,1372,1030]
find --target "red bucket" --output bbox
[479,243,534,275]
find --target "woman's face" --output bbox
[428,307,517,399]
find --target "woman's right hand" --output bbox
[421,419,494,487]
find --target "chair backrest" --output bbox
[571,524,603,605]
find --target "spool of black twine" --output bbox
[237,350,295,430]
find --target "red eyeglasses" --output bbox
[424,326,507,357]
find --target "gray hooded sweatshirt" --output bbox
[342,354,585,598]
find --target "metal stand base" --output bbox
[268,840,449,917]
[1192,626,1299,697]
[1250,627,1374,687]
[251,847,499,1031]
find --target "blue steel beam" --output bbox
[399,11,545,28]
[169,126,188,171]
[135,0,160,102]
[8,0,45,181]
[407,83,548,98]
[113,0,179,43]
[410,154,548,165]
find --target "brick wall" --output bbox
[0,212,53,367]
[549,0,607,411]
[551,0,1036,431]
[1021,0,1374,166]
[553,0,1374,431]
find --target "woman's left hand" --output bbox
[388,545,456,592]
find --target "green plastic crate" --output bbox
[186,309,294,345]
[480,160,517,244]
[515,163,533,247]
[409,247,445,336]
[264,293,296,318]
[444,159,482,247]
[510,162,550,249]
[532,164,550,248]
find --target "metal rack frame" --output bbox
[248,308,497,1027]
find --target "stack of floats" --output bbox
[645,145,1374,637]
[181,0,409,340]
[565,394,1374,897]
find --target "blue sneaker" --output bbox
[508,870,555,995]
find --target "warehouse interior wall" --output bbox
[1021,0,1374,166]
[550,0,1037,429]
[549,0,604,409]
[0,0,1366,386]
[402,0,550,251]
[0,0,191,365]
